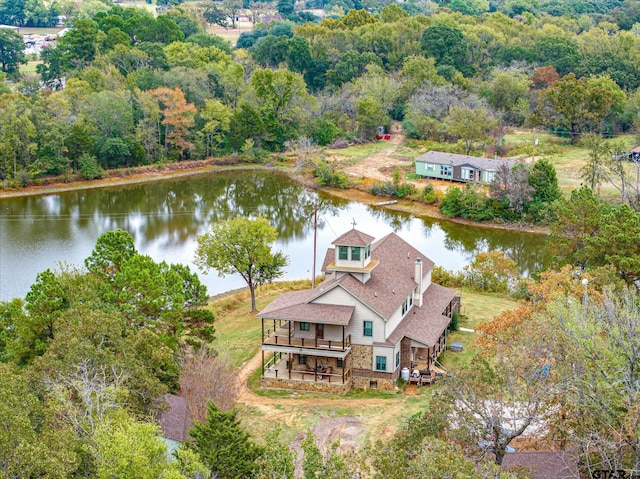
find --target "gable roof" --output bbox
[415,151,514,172]
[501,452,578,479]
[385,283,456,347]
[332,229,375,246]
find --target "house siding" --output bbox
[313,287,384,344]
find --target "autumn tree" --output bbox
[195,216,288,311]
[150,87,196,159]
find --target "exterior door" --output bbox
[316,323,324,339]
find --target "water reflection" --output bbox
[0,171,551,301]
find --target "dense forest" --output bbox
[1,0,640,188]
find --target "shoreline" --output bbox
[0,161,549,236]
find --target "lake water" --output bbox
[0,171,550,301]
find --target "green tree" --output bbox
[580,134,610,192]
[277,0,295,17]
[0,364,78,478]
[445,106,497,155]
[0,27,25,75]
[195,216,288,311]
[533,73,625,143]
[529,158,561,204]
[85,229,137,278]
[56,19,99,69]
[421,23,469,75]
[199,98,232,157]
[93,409,187,479]
[188,402,264,479]
[256,426,295,479]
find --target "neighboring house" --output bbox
[158,394,191,456]
[501,452,579,479]
[257,228,460,393]
[415,151,514,183]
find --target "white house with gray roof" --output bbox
[415,151,515,183]
[256,228,460,393]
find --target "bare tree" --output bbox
[442,355,553,466]
[179,348,239,422]
[489,162,534,214]
[47,360,128,438]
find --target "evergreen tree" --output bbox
[188,402,264,479]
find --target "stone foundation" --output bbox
[352,376,395,391]
[262,377,350,394]
[350,344,372,369]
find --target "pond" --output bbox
[0,170,550,301]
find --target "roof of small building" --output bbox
[331,229,375,247]
[415,151,514,172]
[158,394,190,442]
[501,452,578,479]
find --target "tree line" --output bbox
[1,3,640,186]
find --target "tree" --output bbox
[545,287,640,473]
[489,162,534,215]
[150,87,196,159]
[440,354,553,466]
[529,158,561,204]
[532,73,625,143]
[0,364,78,478]
[580,134,610,192]
[203,4,230,29]
[188,402,264,479]
[179,349,238,422]
[421,23,469,75]
[93,409,187,479]
[199,98,232,157]
[463,250,518,293]
[0,28,25,75]
[85,229,137,277]
[195,216,288,311]
[255,426,295,479]
[56,19,99,69]
[445,106,497,155]
[277,0,295,18]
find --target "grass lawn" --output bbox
[326,141,397,164]
[440,290,519,370]
[501,130,637,199]
[20,60,42,75]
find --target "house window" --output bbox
[338,245,348,260]
[461,167,474,180]
[365,245,370,259]
[363,321,373,337]
[300,322,310,331]
[485,171,495,182]
[395,351,400,368]
[337,359,343,368]
[402,299,408,315]
[376,356,387,371]
[440,165,452,177]
[299,354,307,365]
[426,163,435,171]
[351,246,361,261]
[409,295,413,306]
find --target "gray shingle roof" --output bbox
[385,283,457,346]
[158,394,190,442]
[331,229,375,246]
[502,452,578,479]
[415,151,514,172]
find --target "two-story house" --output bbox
[257,229,460,393]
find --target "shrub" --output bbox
[450,311,459,331]
[78,153,103,180]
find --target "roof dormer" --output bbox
[325,229,378,283]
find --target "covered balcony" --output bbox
[262,319,351,351]
[260,351,352,393]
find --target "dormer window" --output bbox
[365,245,370,259]
[338,246,348,260]
[351,246,361,261]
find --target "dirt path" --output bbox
[234,350,409,459]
